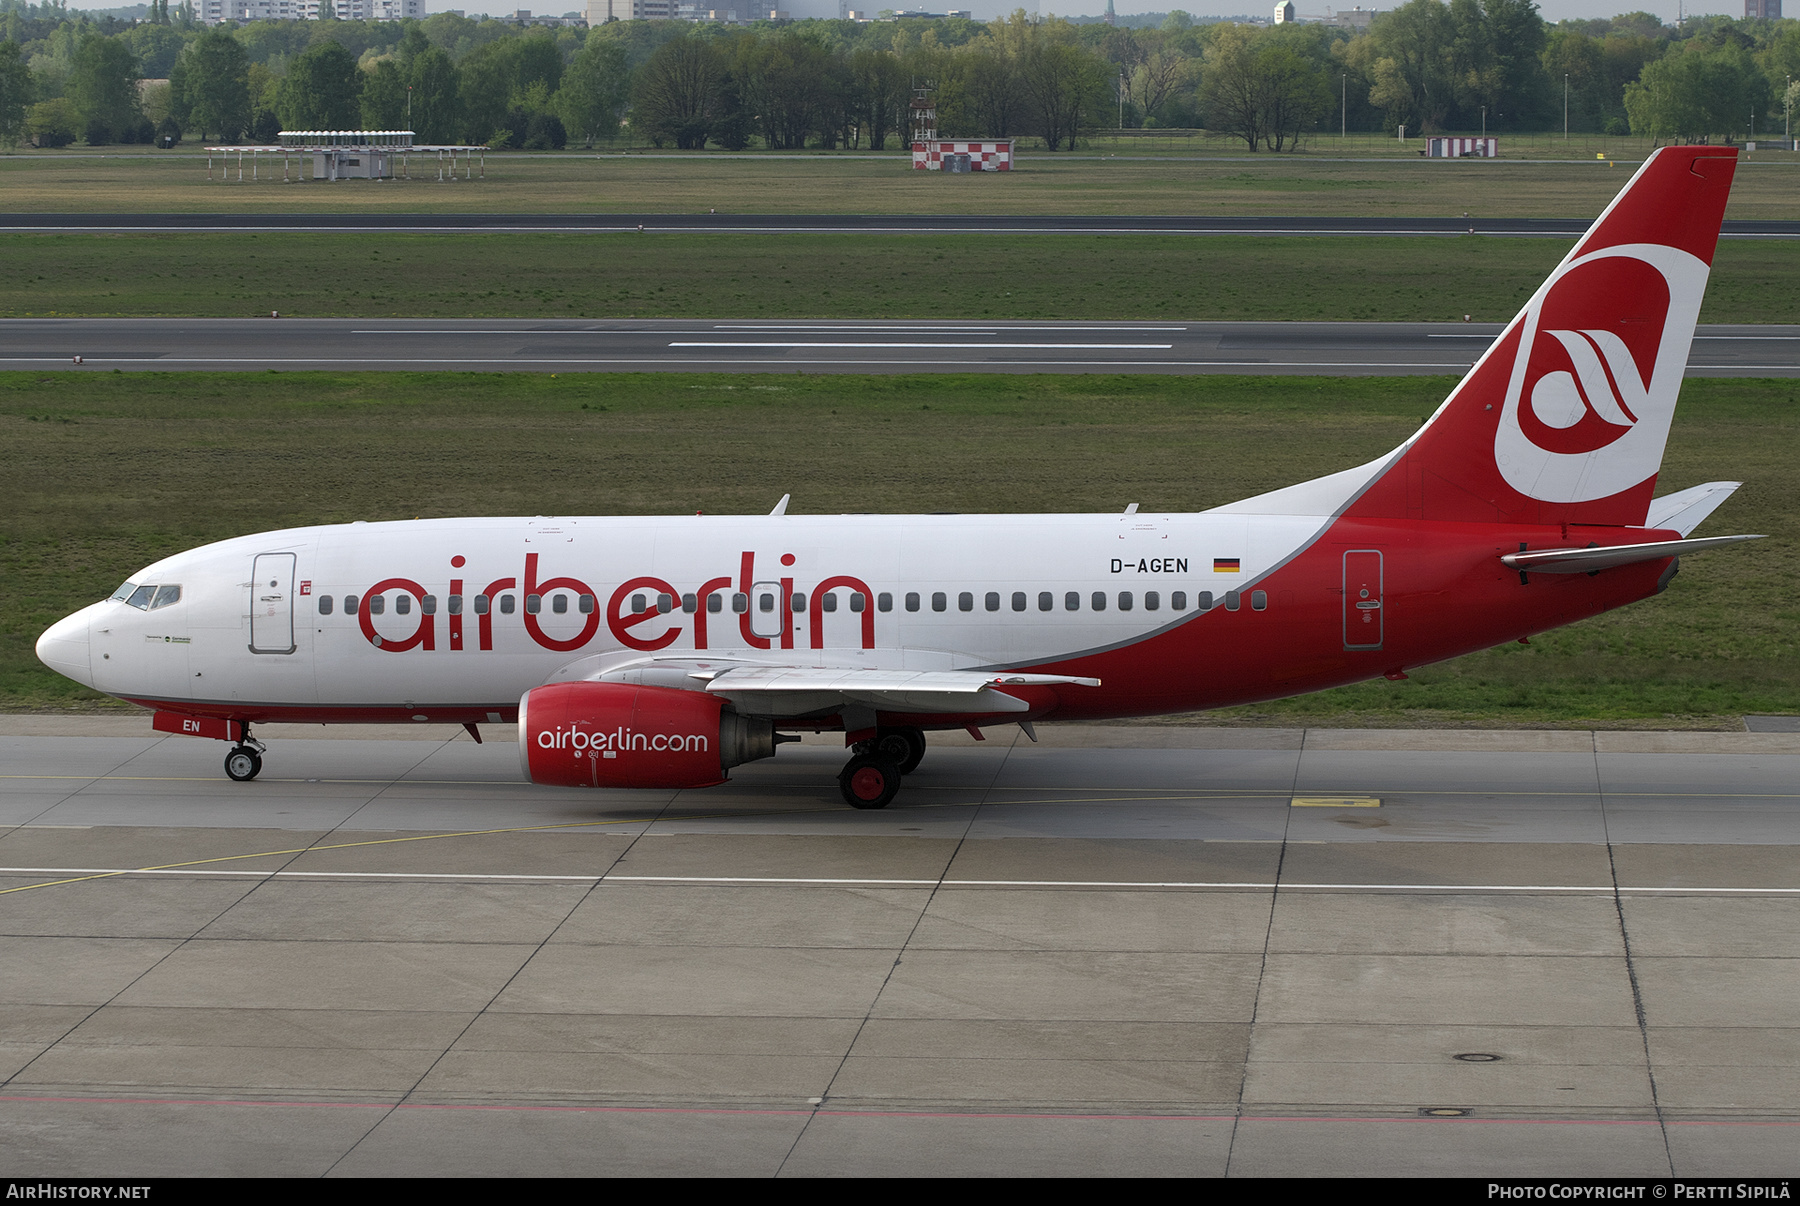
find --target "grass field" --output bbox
[4,151,1799,219]
[6,232,1799,324]
[5,371,1794,726]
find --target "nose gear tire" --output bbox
[224,747,262,782]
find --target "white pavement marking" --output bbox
[667,341,1179,350]
[5,866,1800,894]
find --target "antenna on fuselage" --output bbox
[770,494,791,516]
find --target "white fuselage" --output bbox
[43,511,1327,720]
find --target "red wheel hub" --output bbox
[850,765,887,800]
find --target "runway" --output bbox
[3,718,1797,1177]
[8,317,1800,377]
[5,212,1800,238]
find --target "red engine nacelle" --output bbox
[518,681,777,789]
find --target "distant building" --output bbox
[1746,0,1781,16]
[1273,0,1294,21]
[199,0,420,19]
[1326,4,1376,29]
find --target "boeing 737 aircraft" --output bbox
[36,145,1760,808]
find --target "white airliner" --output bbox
[37,146,1760,808]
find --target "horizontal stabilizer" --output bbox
[1644,481,1742,536]
[1500,534,1762,574]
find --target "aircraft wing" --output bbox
[702,665,1100,716]
[558,654,1099,719]
[1499,534,1763,574]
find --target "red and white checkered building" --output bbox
[912,140,1013,171]
[1425,136,1498,158]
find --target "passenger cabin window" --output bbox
[823,592,838,613]
[499,595,516,615]
[931,592,947,612]
[957,592,973,612]
[1251,590,1268,611]
[1118,591,1133,611]
[524,594,540,614]
[791,592,806,612]
[318,595,334,616]
[1091,591,1107,612]
[1224,591,1241,612]
[682,593,698,614]
[631,594,646,614]
[421,595,437,615]
[552,594,568,614]
[657,593,675,614]
[906,592,921,612]
[1039,592,1053,612]
[878,592,893,612]
[1012,592,1027,612]
[1065,592,1080,611]
[1145,591,1160,612]
[1172,591,1187,610]
[447,595,463,615]
[1197,591,1214,611]
[984,592,1000,612]
[474,595,490,615]
[395,595,412,616]
[850,593,867,613]
[151,585,181,609]
[581,594,597,614]
[343,594,360,615]
[732,593,748,613]
[706,594,722,614]
[370,595,386,615]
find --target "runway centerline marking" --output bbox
[667,341,1179,350]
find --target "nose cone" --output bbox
[36,606,95,688]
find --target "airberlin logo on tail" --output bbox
[1494,243,1709,504]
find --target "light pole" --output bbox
[1481,105,1486,138]
[1563,74,1569,141]
[1342,74,1346,139]
[1787,74,1791,145]
[1118,70,1124,130]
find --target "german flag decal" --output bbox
[1213,558,1241,573]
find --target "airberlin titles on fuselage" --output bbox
[351,550,879,655]
[347,549,1211,656]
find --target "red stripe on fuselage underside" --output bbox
[122,700,522,726]
[1016,515,1677,721]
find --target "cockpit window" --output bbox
[151,585,182,610]
[110,581,136,602]
[125,585,155,610]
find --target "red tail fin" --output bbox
[1347,146,1737,528]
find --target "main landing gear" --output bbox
[837,727,926,810]
[223,729,267,783]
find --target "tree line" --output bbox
[4,1,1800,153]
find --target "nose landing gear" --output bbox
[223,730,267,782]
[836,727,927,810]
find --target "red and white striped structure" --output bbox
[1426,136,1498,158]
[912,140,1013,171]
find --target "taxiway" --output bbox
[2,719,1796,1176]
